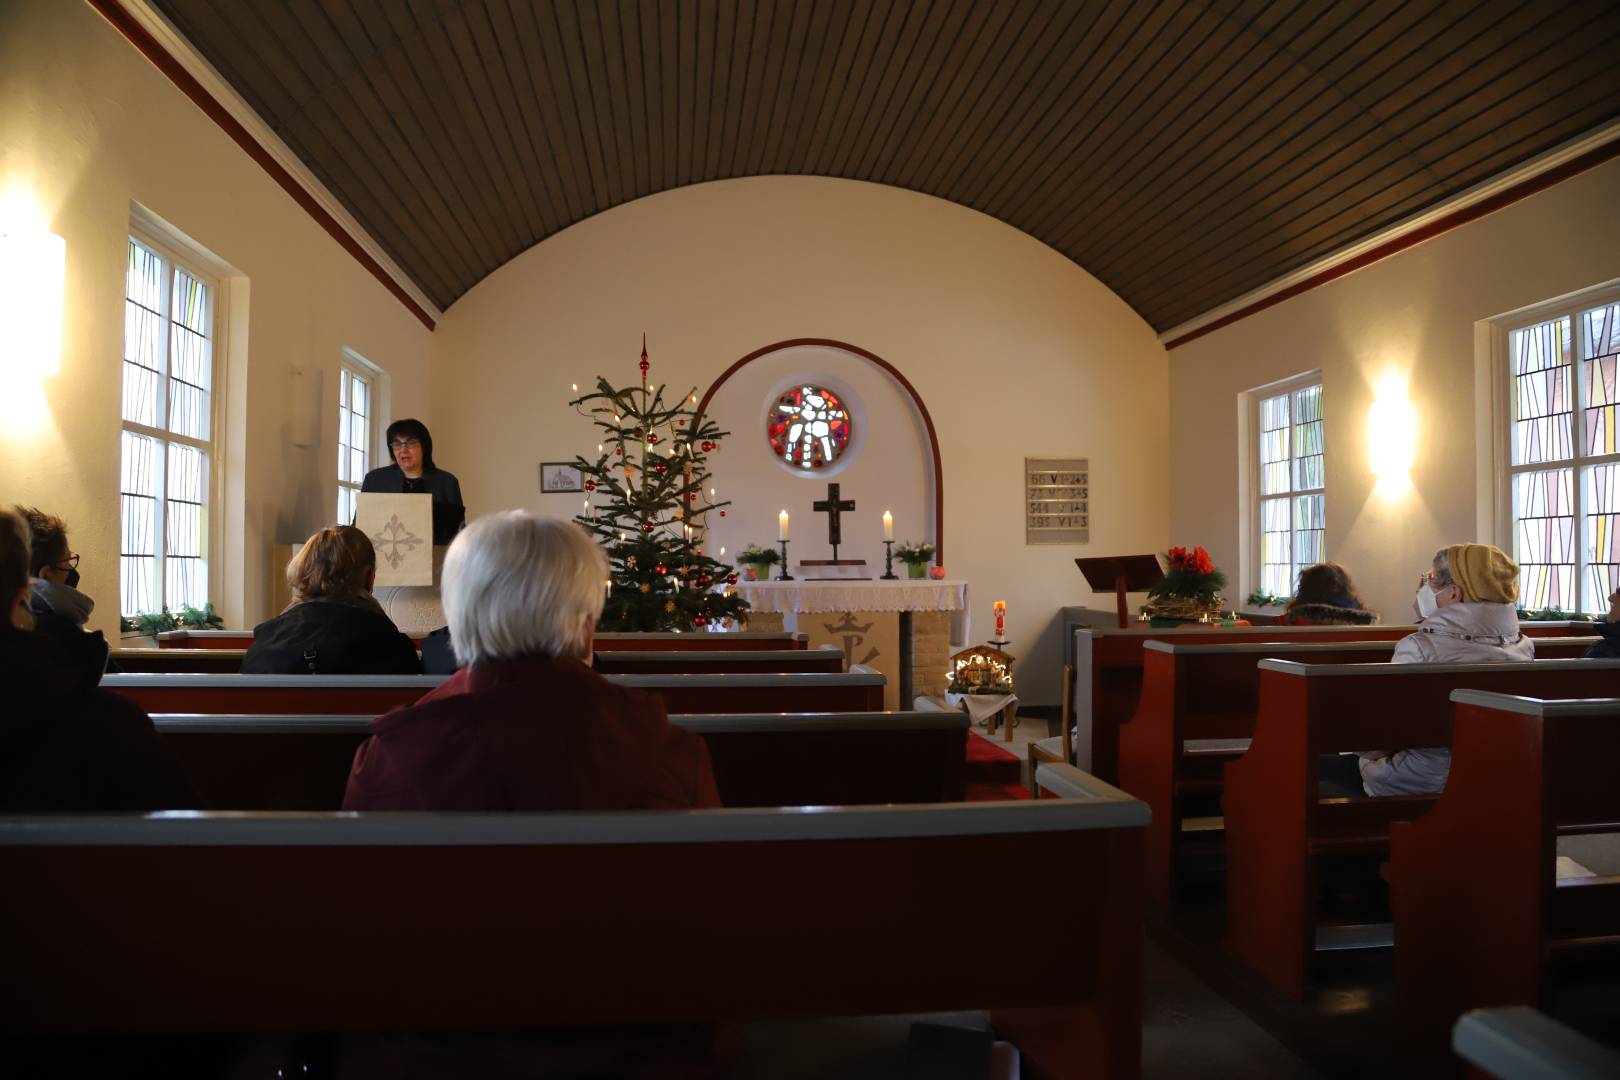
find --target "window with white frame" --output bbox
[121,235,216,616]
[1506,299,1620,613]
[338,360,372,524]
[1255,379,1326,598]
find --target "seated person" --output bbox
[1584,587,1620,658]
[17,505,111,675]
[1321,543,1531,798]
[344,511,718,811]
[338,513,720,1077]
[242,526,420,675]
[1279,562,1378,625]
[0,507,195,811]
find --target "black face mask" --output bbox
[63,567,81,590]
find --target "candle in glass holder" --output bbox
[883,510,894,541]
[779,511,790,541]
[994,601,1006,639]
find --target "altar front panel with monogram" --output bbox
[355,492,434,587]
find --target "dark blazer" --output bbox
[0,627,197,811]
[241,600,420,675]
[342,654,720,811]
[359,464,464,544]
[1584,620,1620,659]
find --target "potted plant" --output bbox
[734,544,781,581]
[894,541,935,579]
[1144,546,1227,625]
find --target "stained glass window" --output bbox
[1257,381,1325,598]
[338,363,371,524]
[768,384,852,469]
[120,235,215,616]
[1508,302,1620,613]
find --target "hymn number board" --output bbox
[1025,458,1089,544]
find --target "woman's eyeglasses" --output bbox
[390,438,422,451]
[57,553,80,570]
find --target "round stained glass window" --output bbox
[768,384,853,470]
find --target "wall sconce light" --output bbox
[0,226,66,381]
[1368,375,1415,493]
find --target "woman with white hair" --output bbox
[342,512,719,811]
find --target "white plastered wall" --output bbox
[431,176,1170,703]
[1168,155,1620,622]
[0,0,433,636]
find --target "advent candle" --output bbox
[883,510,894,541]
[779,510,790,541]
[994,601,1006,639]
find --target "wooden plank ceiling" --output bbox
[150,0,1620,331]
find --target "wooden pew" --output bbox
[153,710,970,810]
[1121,638,1600,906]
[595,630,810,651]
[1073,621,1598,784]
[1392,692,1620,1070]
[1224,658,1620,1001]
[113,645,844,675]
[103,668,886,717]
[1452,1007,1620,1080]
[593,646,843,673]
[156,629,429,651]
[0,762,1147,1080]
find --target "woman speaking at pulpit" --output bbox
[361,418,465,544]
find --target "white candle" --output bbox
[779,510,790,541]
[883,510,894,542]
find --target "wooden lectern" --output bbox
[1075,555,1165,629]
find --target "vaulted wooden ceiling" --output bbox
[148,0,1620,331]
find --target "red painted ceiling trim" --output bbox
[87,0,437,332]
[695,339,946,565]
[1163,137,1620,351]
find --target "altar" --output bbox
[733,579,970,709]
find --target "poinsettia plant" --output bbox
[1149,546,1227,605]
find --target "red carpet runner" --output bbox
[964,731,1030,801]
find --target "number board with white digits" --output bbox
[1025,458,1089,544]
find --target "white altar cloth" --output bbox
[733,579,970,645]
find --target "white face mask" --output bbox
[1415,582,1440,620]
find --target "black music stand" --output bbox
[1075,555,1164,629]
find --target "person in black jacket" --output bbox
[16,505,113,675]
[359,418,465,544]
[242,525,420,675]
[0,506,195,812]
[1584,587,1620,658]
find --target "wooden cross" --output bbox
[812,482,856,560]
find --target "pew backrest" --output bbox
[105,667,887,716]
[593,646,844,673]
[112,648,250,673]
[0,763,1146,1060]
[1453,1007,1620,1080]
[151,709,969,809]
[593,631,811,650]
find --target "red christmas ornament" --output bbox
[726,574,738,585]
[701,441,715,452]
[655,565,668,575]
[648,433,659,444]
[640,523,654,533]
[583,480,596,492]
[678,420,686,427]
[696,575,711,588]
[654,464,667,474]
[692,615,708,627]
[718,510,726,518]
[614,448,622,456]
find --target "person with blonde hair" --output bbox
[1322,543,1532,798]
[241,525,418,675]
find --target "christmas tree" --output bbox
[570,339,750,632]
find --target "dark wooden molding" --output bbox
[1163,137,1620,351]
[87,0,437,331]
[695,339,946,565]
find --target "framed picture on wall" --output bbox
[539,462,584,494]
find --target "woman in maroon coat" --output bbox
[339,512,720,1079]
[343,511,719,811]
